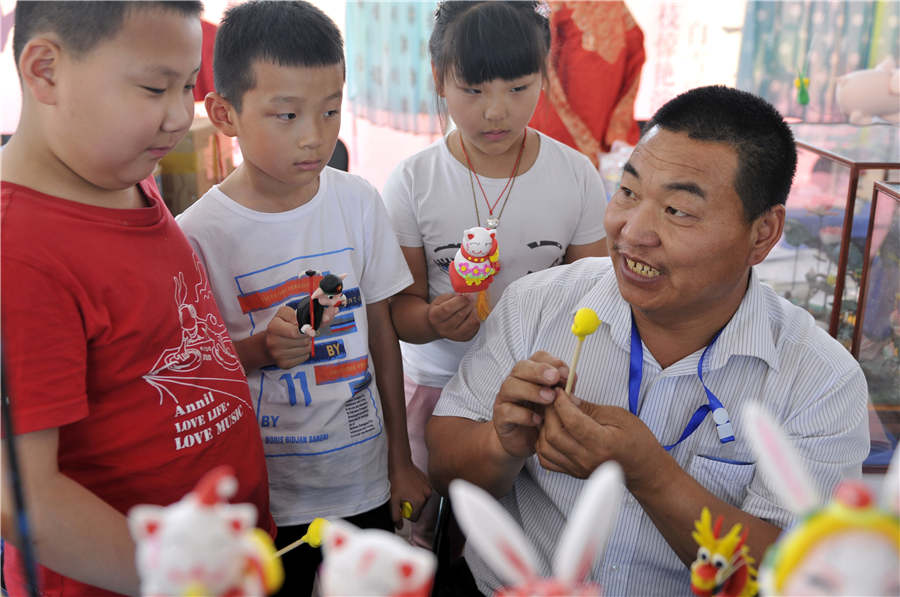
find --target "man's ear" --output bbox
[19,37,62,105]
[748,204,785,266]
[205,92,239,137]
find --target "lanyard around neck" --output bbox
[628,315,735,451]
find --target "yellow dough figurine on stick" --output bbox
[565,308,601,394]
[274,517,328,558]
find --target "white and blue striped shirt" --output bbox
[433,257,869,597]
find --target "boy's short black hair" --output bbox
[645,85,797,222]
[13,1,202,69]
[429,1,549,93]
[214,0,344,112]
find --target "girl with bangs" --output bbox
[382,1,609,550]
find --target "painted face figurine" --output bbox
[318,518,436,597]
[128,466,283,597]
[744,402,900,596]
[295,270,348,338]
[449,462,624,596]
[690,507,758,597]
[449,226,500,294]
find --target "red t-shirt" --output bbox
[1,179,275,597]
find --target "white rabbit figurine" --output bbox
[449,461,624,596]
[318,518,437,597]
[743,402,900,596]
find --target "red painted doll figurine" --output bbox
[449,226,500,294]
[449,226,501,320]
[295,270,348,338]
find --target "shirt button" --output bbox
[611,564,618,571]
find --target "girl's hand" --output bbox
[427,293,480,341]
[265,305,312,368]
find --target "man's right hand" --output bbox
[492,352,569,459]
[265,305,312,369]
[427,293,480,341]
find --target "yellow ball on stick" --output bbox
[565,308,601,394]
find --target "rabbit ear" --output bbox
[449,479,540,586]
[553,461,624,585]
[880,446,900,514]
[744,402,820,514]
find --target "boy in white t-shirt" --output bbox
[176,2,430,595]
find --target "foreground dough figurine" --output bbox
[744,402,900,596]
[690,507,758,597]
[318,518,436,597]
[449,462,624,596]
[128,466,283,597]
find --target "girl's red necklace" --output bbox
[459,131,527,229]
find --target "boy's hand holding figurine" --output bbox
[263,306,313,369]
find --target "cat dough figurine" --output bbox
[449,226,500,294]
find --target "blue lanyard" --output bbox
[629,316,735,451]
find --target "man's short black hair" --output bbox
[645,85,797,222]
[13,1,202,69]
[213,0,344,112]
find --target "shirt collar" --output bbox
[712,267,780,372]
[574,265,634,355]
[574,266,780,372]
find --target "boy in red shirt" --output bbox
[0,3,274,596]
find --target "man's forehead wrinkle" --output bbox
[636,142,707,175]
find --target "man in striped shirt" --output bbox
[427,86,870,596]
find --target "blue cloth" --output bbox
[345,1,441,134]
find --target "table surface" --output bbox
[790,123,900,167]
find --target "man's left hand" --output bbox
[535,389,671,492]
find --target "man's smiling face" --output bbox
[604,126,758,324]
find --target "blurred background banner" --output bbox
[737,0,900,123]
[345,0,441,135]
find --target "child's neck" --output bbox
[220,163,319,213]
[448,129,538,179]
[2,132,146,209]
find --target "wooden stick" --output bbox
[275,537,307,558]
[565,338,584,394]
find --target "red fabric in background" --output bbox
[193,19,218,101]
[529,1,645,167]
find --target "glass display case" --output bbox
[853,181,900,470]
[757,124,900,347]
